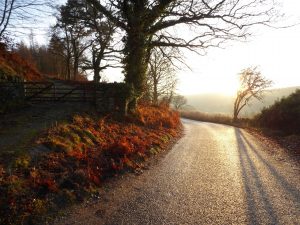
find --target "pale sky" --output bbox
[30,0,300,96]
[176,0,300,96]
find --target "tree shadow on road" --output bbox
[234,128,300,225]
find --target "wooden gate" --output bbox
[1,81,129,114]
[24,81,95,102]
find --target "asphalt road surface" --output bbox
[56,119,300,225]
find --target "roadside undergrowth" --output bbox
[0,104,181,225]
[180,110,251,127]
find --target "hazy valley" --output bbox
[184,86,300,117]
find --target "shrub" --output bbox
[253,89,300,134]
[133,104,181,129]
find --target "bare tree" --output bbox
[0,0,15,38]
[49,26,74,80]
[0,0,52,39]
[58,0,93,80]
[47,33,69,79]
[86,0,277,112]
[51,0,121,82]
[172,95,187,110]
[50,0,93,80]
[83,21,117,83]
[146,48,178,105]
[79,5,121,83]
[233,67,272,121]
[14,36,68,77]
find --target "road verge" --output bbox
[0,104,182,225]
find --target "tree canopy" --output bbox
[86,0,277,111]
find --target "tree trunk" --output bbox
[233,111,238,122]
[72,39,79,81]
[73,58,78,81]
[93,50,101,83]
[93,67,100,83]
[153,79,158,105]
[123,29,148,113]
[66,55,71,80]
[233,95,240,122]
[233,96,246,122]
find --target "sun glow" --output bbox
[175,0,300,97]
[177,72,239,96]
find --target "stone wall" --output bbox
[94,82,132,115]
[0,82,25,113]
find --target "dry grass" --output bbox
[180,110,251,127]
[0,43,43,81]
[0,105,181,225]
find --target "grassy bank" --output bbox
[0,105,181,225]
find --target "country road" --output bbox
[55,119,300,225]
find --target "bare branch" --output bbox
[233,66,273,121]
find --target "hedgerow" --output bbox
[253,89,300,134]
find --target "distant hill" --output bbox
[184,86,300,117]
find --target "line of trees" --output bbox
[10,0,121,81]
[86,0,277,112]
[10,0,187,106]
[13,39,81,80]
[2,0,278,112]
[51,0,121,81]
